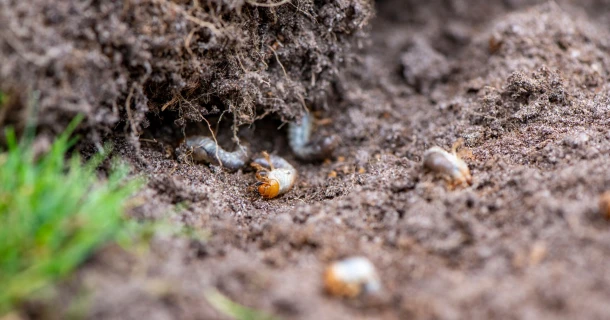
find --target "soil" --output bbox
[5,0,610,319]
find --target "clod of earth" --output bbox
[599,191,610,220]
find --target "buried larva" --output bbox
[323,256,381,298]
[251,152,297,199]
[288,112,340,161]
[183,136,250,171]
[423,140,472,187]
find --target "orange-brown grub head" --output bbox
[257,179,281,199]
[323,267,361,298]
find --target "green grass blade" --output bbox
[0,116,143,315]
[205,289,279,320]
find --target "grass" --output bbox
[205,289,278,320]
[0,115,143,314]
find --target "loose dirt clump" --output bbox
[0,0,373,148]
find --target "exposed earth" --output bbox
[4,0,610,319]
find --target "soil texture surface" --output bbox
[5,0,610,319]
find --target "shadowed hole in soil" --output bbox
[141,107,301,165]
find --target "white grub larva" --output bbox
[251,152,297,199]
[288,112,340,161]
[423,140,472,187]
[323,256,381,298]
[184,136,250,171]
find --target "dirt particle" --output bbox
[599,191,610,219]
[401,38,450,94]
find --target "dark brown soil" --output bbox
[1,0,372,149]
[6,0,610,319]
